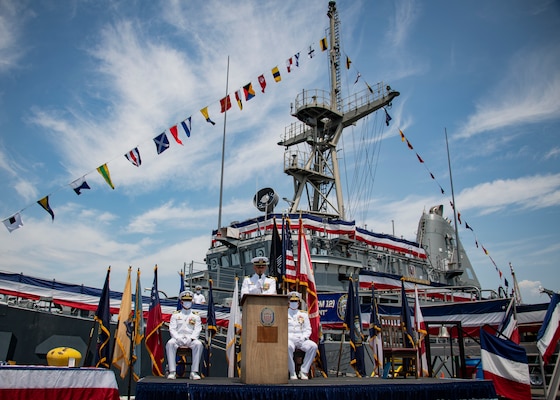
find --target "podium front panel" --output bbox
[241,294,288,384]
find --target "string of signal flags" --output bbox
[398,129,511,291]
[2,34,375,234]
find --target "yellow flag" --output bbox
[112,267,133,378]
[97,163,115,189]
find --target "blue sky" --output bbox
[1,0,559,305]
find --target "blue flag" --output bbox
[177,271,185,311]
[94,267,112,368]
[344,277,366,377]
[153,132,170,154]
[202,279,217,377]
[268,218,283,289]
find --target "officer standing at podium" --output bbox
[287,291,317,380]
[165,290,203,380]
[241,256,276,298]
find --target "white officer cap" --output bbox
[180,290,193,300]
[288,291,302,302]
[251,256,269,266]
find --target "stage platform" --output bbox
[136,376,497,400]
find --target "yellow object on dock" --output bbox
[46,347,82,367]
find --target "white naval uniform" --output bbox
[240,274,276,297]
[165,309,203,374]
[193,292,206,304]
[287,308,318,375]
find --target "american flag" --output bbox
[283,218,296,284]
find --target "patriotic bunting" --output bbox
[200,107,216,125]
[169,125,183,145]
[181,117,192,137]
[153,132,170,154]
[97,163,115,189]
[70,177,91,195]
[258,74,266,93]
[125,147,142,167]
[37,196,55,221]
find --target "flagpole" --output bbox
[217,56,230,231]
[445,128,461,272]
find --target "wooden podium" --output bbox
[240,294,288,384]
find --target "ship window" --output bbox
[231,252,240,267]
[255,247,266,258]
[220,255,230,268]
[242,250,252,264]
[209,257,219,271]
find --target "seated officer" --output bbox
[165,290,203,380]
[240,256,276,298]
[287,291,318,380]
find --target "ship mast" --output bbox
[279,1,399,219]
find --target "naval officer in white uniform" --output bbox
[287,291,318,380]
[240,256,277,298]
[165,290,203,380]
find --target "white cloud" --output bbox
[456,45,560,139]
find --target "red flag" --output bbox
[258,74,266,93]
[220,95,232,113]
[414,286,429,376]
[145,266,164,376]
[296,218,320,343]
[169,125,183,145]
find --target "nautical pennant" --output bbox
[153,132,170,154]
[308,45,315,58]
[181,117,191,137]
[220,95,232,113]
[272,66,281,82]
[97,163,115,189]
[37,196,55,221]
[258,74,266,93]
[2,213,23,233]
[243,83,255,101]
[169,125,183,145]
[70,176,91,195]
[234,90,243,110]
[125,147,142,167]
[200,107,216,125]
[286,57,292,73]
[346,56,351,69]
[294,52,300,67]
[320,37,328,51]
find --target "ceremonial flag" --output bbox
[401,280,415,347]
[220,95,232,113]
[200,107,216,125]
[272,66,281,82]
[480,328,531,400]
[176,271,185,311]
[37,196,54,221]
[384,108,392,126]
[344,277,366,377]
[414,286,429,377]
[498,297,519,344]
[169,125,183,145]
[368,283,383,376]
[315,323,329,377]
[258,74,266,93]
[202,279,217,377]
[2,213,23,233]
[70,177,91,195]
[94,267,112,368]
[181,117,192,137]
[296,218,320,343]
[234,90,243,110]
[537,293,560,365]
[286,57,292,73]
[320,37,328,51]
[112,267,133,378]
[153,132,170,154]
[226,277,241,378]
[97,163,115,189]
[283,218,296,284]
[125,147,142,167]
[145,266,164,376]
[268,217,283,289]
[243,83,255,101]
[132,268,144,381]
